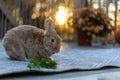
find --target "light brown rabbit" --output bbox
[2,18,60,60]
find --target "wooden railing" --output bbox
[0,0,17,38]
[0,0,119,40]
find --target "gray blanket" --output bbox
[0,40,120,75]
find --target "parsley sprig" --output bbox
[27,58,57,69]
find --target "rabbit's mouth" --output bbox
[54,48,60,53]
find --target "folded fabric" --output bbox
[0,40,120,75]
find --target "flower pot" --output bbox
[77,32,92,46]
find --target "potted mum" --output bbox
[68,7,113,46]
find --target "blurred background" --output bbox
[0,0,120,45]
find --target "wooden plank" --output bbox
[0,0,18,27]
[74,0,86,9]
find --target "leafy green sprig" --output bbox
[27,58,57,69]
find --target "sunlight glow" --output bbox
[55,6,68,25]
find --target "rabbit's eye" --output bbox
[51,38,54,43]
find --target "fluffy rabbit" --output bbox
[2,18,60,60]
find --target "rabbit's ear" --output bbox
[44,18,55,32]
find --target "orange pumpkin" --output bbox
[116,29,120,44]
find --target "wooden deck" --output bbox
[1,39,120,79]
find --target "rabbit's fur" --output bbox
[2,19,60,60]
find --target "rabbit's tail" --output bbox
[3,39,26,60]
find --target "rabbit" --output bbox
[2,18,61,60]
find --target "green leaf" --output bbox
[27,58,57,69]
